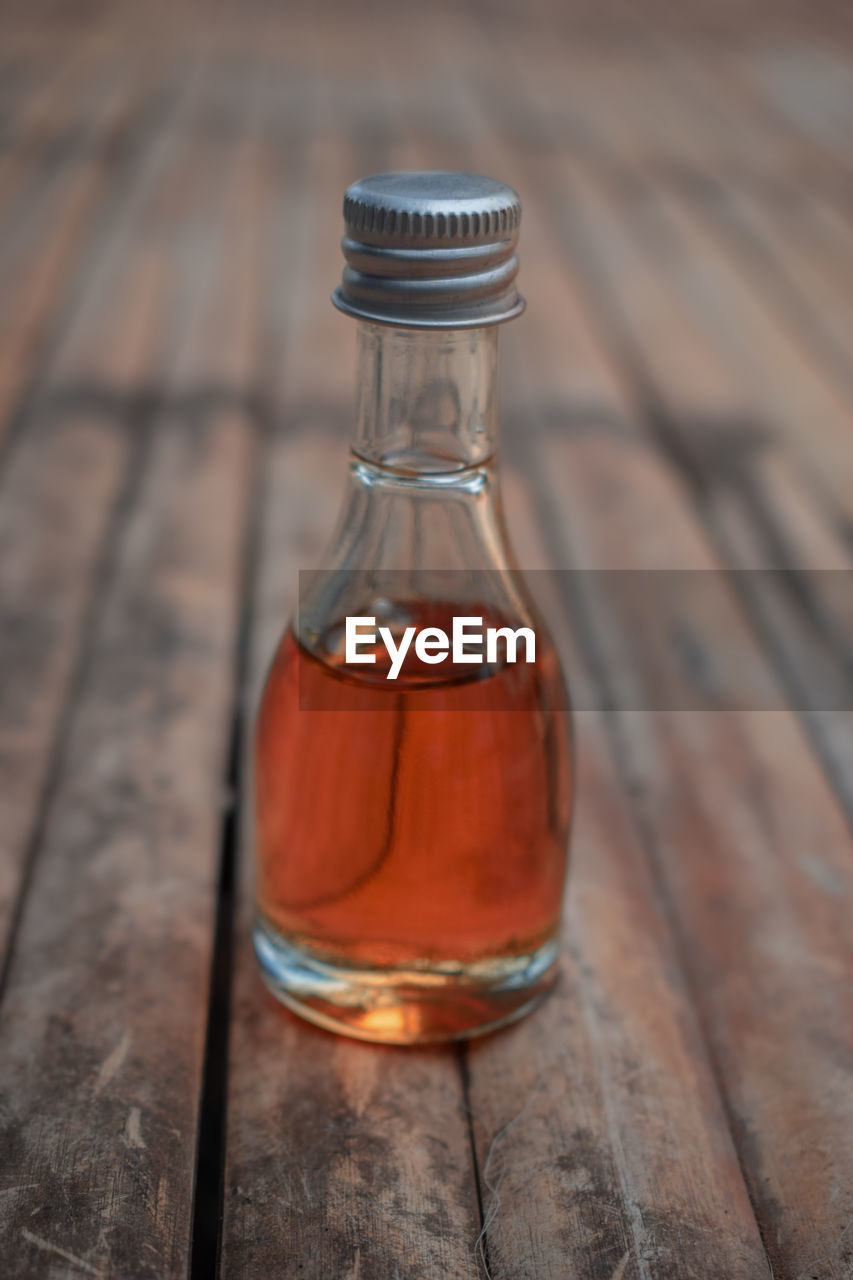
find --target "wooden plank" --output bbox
[485,122,853,1279]
[221,131,482,1280]
[632,179,853,525]
[704,452,853,818]
[803,192,853,296]
[0,62,197,454]
[498,41,853,832]
[524,154,853,818]
[0,73,219,964]
[621,49,853,379]
[466,470,771,1280]
[393,45,853,1272]
[657,48,807,180]
[223,431,482,1280]
[527,434,853,1280]
[0,409,251,1279]
[0,252,162,961]
[0,107,259,1277]
[369,105,773,1277]
[0,23,112,152]
[0,46,138,302]
[670,176,853,399]
[738,44,853,170]
[490,34,853,506]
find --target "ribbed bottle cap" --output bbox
[332,171,525,329]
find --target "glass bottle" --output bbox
[253,172,573,1044]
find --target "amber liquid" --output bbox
[254,602,572,1041]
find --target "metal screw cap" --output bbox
[332,171,525,329]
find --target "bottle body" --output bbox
[253,324,573,1043]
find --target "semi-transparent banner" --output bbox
[285,569,853,711]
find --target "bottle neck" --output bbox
[352,322,500,474]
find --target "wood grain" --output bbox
[220,133,482,1280]
[465,472,771,1280]
[0,108,259,1276]
[505,146,853,1277]
[376,117,772,1277]
[1,9,853,1278]
[0,76,219,963]
[525,154,853,815]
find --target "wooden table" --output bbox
[1,4,852,1277]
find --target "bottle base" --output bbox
[253,918,559,1045]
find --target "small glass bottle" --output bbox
[254,172,573,1044]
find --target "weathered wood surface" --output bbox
[1,4,853,1278]
[221,135,484,1280]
